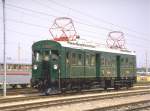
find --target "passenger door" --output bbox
[116,55,120,78]
[50,50,60,82]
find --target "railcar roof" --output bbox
[58,40,136,56]
[33,40,136,56]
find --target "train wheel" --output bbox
[21,84,27,88]
[11,84,17,89]
[45,88,52,95]
[114,85,120,90]
[126,83,132,89]
[61,88,66,93]
[104,86,107,90]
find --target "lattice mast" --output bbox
[49,17,77,41]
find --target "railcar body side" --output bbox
[31,40,136,92]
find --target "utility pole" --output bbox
[145,51,148,75]
[2,0,7,97]
[18,43,21,63]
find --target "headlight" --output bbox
[53,64,58,70]
[33,65,37,70]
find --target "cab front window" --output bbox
[43,51,50,61]
[51,50,59,61]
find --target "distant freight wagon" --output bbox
[31,39,136,94]
[0,63,31,88]
[137,74,150,83]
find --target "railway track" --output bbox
[134,82,150,86]
[0,83,149,95]
[0,88,38,95]
[0,85,150,104]
[0,89,150,111]
[86,100,150,111]
[0,83,149,96]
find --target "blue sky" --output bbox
[0,0,150,67]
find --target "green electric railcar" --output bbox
[31,40,136,94]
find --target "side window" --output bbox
[132,56,136,67]
[14,64,17,70]
[0,64,3,70]
[44,51,50,61]
[91,54,95,66]
[129,56,135,67]
[105,55,108,66]
[108,56,111,66]
[121,57,124,66]
[7,64,10,71]
[129,57,133,66]
[78,54,83,65]
[16,65,19,70]
[34,51,41,62]
[101,56,105,66]
[19,65,21,70]
[125,57,128,64]
[111,55,116,67]
[86,54,90,65]
[66,52,69,64]
[121,58,123,62]
[71,53,76,65]
[7,64,9,70]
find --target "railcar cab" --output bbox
[32,40,61,93]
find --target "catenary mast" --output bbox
[2,0,7,97]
